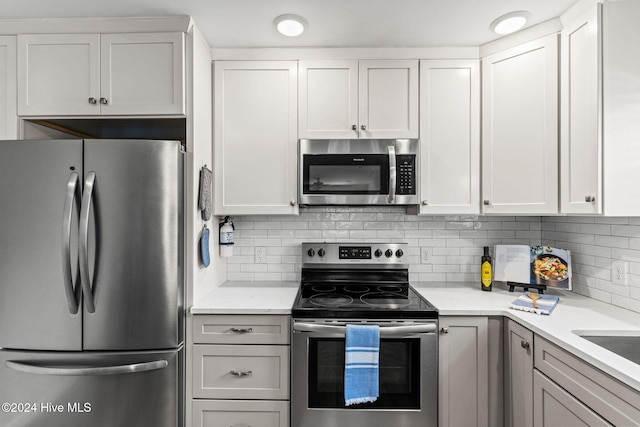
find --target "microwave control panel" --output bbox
[396,155,416,195]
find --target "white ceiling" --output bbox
[0,0,578,48]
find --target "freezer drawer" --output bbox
[0,347,183,427]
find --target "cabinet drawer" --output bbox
[193,400,289,427]
[535,336,640,426]
[193,345,289,400]
[192,315,290,345]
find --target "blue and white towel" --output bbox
[510,292,560,315]
[344,324,380,406]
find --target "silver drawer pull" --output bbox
[230,327,253,334]
[231,424,251,427]
[521,340,530,350]
[229,370,253,377]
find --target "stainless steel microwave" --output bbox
[299,139,419,206]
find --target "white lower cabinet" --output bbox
[438,316,489,427]
[192,315,290,427]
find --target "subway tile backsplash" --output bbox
[228,207,542,283]
[227,208,640,315]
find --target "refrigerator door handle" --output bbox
[79,171,96,313]
[62,172,81,314]
[6,359,168,376]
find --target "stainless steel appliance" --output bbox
[299,139,419,206]
[0,139,184,427]
[292,242,438,427]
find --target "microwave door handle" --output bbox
[388,145,396,204]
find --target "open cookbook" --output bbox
[493,245,572,291]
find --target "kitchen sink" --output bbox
[574,330,640,365]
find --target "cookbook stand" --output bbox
[507,282,547,294]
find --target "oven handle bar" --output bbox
[293,322,437,337]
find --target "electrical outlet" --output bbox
[612,261,628,286]
[255,246,267,264]
[421,247,431,263]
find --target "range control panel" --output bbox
[302,242,408,265]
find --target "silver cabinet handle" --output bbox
[521,340,530,350]
[585,195,595,203]
[79,171,96,313]
[230,327,253,334]
[6,360,168,376]
[352,124,357,131]
[294,322,436,337]
[62,172,81,315]
[422,200,428,205]
[88,97,97,104]
[388,145,396,204]
[229,370,253,377]
[483,200,490,205]
[99,97,108,105]
[440,327,449,334]
[360,124,367,131]
[231,424,251,427]
[290,200,295,206]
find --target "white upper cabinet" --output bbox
[18,33,184,116]
[481,34,559,215]
[298,59,418,139]
[214,61,298,215]
[0,36,17,140]
[417,59,480,214]
[601,0,640,215]
[560,4,601,214]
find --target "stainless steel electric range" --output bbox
[291,242,439,427]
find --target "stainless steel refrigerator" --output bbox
[0,139,185,427]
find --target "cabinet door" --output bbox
[418,59,480,214]
[0,36,16,140]
[359,59,418,139]
[560,4,601,214]
[214,61,298,215]
[439,316,489,427]
[505,320,534,427]
[533,370,611,427]
[482,34,558,214]
[298,60,358,139]
[101,33,185,115]
[602,0,640,215]
[18,34,100,116]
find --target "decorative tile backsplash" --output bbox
[227,207,640,314]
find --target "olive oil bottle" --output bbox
[481,246,492,291]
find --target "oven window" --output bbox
[303,154,389,194]
[307,338,421,409]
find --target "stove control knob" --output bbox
[385,249,393,258]
[374,249,383,258]
[307,248,315,257]
[318,248,326,257]
[396,249,404,258]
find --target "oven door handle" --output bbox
[293,322,437,337]
[388,145,396,204]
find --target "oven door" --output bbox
[292,320,438,427]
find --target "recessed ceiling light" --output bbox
[274,14,307,37]
[490,11,530,35]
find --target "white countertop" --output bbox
[191,280,640,392]
[191,281,299,315]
